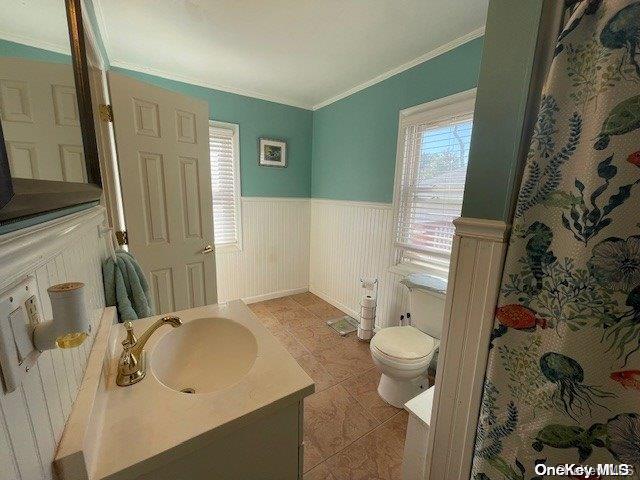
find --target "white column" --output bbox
[424,217,509,480]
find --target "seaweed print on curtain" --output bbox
[472,1,640,479]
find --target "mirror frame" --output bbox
[0,0,102,223]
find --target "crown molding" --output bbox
[0,206,106,291]
[107,59,315,109]
[311,26,485,111]
[89,1,484,111]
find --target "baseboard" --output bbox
[242,286,309,304]
[308,286,360,320]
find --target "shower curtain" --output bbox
[472,1,640,478]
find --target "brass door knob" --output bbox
[202,244,214,254]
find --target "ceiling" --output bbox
[0,0,71,54]
[95,0,488,109]
[0,1,489,109]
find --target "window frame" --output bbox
[209,120,242,253]
[390,88,477,278]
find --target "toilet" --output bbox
[370,273,446,408]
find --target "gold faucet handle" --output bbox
[161,316,182,327]
[122,321,137,347]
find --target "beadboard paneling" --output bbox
[309,198,409,328]
[215,198,310,303]
[425,218,509,480]
[0,206,108,480]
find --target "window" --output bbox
[392,91,475,275]
[209,121,242,251]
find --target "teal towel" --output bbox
[102,250,154,321]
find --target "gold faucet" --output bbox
[116,316,182,387]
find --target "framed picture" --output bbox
[259,138,287,167]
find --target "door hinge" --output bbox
[115,230,128,245]
[99,104,113,122]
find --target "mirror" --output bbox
[0,0,102,222]
[0,1,87,182]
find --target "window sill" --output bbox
[388,263,449,287]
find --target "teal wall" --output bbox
[110,68,313,198]
[0,39,71,64]
[311,37,484,203]
[462,0,545,221]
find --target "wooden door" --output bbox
[0,57,86,182]
[108,72,217,313]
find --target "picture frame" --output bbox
[258,138,287,168]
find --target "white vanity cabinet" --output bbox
[54,302,314,480]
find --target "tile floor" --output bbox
[248,292,409,480]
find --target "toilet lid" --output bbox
[371,326,438,360]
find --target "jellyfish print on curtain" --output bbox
[472,1,640,479]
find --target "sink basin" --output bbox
[150,317,258,394]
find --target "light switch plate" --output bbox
[0,277,40,394]
[9,306,33,363]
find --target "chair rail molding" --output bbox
[0,206,107,291]
[424,216,510,480]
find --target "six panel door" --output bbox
[108,72,217,313]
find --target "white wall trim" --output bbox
[89,1,484,111]
[0,206,107,291]
[308,286,360,320]
[107,59,315,110]
[453,217,510,242]
[241,196,310,204]
[398,88,477,123]
[311,27,485,110]
[310,198,392,210]
[242,287,309,305]
[424,216,509,480]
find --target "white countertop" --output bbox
[55,301,314,480]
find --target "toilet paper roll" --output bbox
[359,315,374,330]
[361,295,376,308]
[360,306,376,320]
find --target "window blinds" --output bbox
[209,123,240,248]
[395,113,473,269]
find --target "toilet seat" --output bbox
[370,326,438,362]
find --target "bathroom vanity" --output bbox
[54,301,314,480]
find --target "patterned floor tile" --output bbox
[323,411,409,480]
[248,293,405,477]
[304,385,378,460]
[304,462,338,480]
[341,367,401,423]
[296,353,339,393]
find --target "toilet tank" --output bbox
[402,274,446,339]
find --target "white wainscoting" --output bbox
[215,197,311,303]
[0,206,108,480]
[425,217,509,480]
[309,198,410,328]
